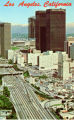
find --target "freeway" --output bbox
[0,67,23,76]
[2,75,55,120]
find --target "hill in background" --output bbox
[11,23,74,40]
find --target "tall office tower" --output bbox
[0,23,11,58]
[35,9,66,52]
[35,11,46,51]
[28,17,35,39]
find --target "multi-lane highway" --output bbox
[2,75,55,119]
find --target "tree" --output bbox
[0,75,2,85]
[13,64,20,71]
[3,87,10,97]
[23,71,30,77]
[39,75,48,79]
[0,95,13,110]
[0,100,4,108]
[8,59,13,64]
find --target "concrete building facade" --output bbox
[0,23,11,58]
[70,43,74,60]
[12,41,25,47]
[28,53,40,66]
[39,52,58,70]
[58,52,72,81]
[64,37,74,58]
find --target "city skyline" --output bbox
[0,0,74,24]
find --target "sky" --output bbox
[0,0,74,24]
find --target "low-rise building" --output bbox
[28,53,40,66]
[12,40,25,47]
[33,49,41,54]
[26,77,36,84]
[39,52,58,70]
[60,111,74,120]
[25,40,35,47]
[7,50,15,60]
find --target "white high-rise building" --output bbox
[58,52,72,81]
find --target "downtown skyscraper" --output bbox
[0,23,11,57]
[35,9,66,52]
[28,17,35,39]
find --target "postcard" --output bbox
[0,0,74,120]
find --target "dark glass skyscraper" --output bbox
[28,17,35,39]
[35,9,66,52]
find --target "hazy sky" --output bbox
[0,0,74,24]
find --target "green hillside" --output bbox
[66,33,74,37]
[12,33,28,39]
